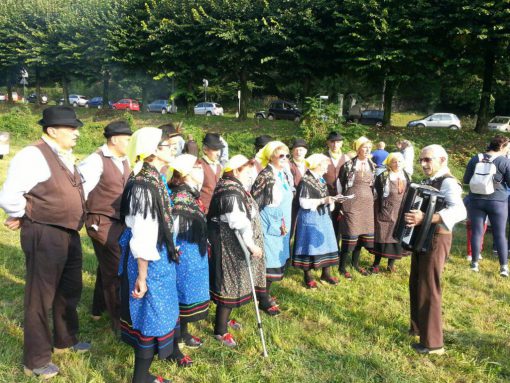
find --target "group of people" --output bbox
[1,105,491,381]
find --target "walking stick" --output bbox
[234,230,269,357]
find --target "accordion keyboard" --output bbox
[402,196,424,245]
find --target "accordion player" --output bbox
[393,183,446,253]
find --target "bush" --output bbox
[0,107,39,142]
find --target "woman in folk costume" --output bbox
[168,154,210,357]
[119,127,185,383]
[207,155,266,347]
[371,152,411,273]
[251,141,294,316]
[338,136,376,279]
[293,154,340,287]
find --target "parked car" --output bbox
[147,99,172,114]
[27,93,48,104]
[255,100,301,122]
[112,98,140,111]
[407,113,461,130]
[488,116,510,132]
[358,109,384,126]
[0,94,6,102]
[194,102,224,116]
[59,94,88,107]
[0,92,19,102]
[86,97,112,109]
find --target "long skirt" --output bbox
[293,209,339,270]
[119,229,179,359]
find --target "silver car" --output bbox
[407,113,461,130]
[488,116,510,132]
[194,102,224,116]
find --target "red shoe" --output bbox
[150,375,171,383]
[227,319,242,331]
[183,334,203,348]
[263,305,281,316]
[215,333,237,347]
[370,266,380,274]
[169,354,193,368]
[356,267,370,276]
[343,272,352,280]
[306,280,318,289]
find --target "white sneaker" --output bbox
[470,262,479,272]
[466,255,472,262]
[500,265,509,278]
[479,254,483,260]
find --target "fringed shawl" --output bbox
[170,184,208,256]
[207,175,254,221]
[296,170,329,215]
[120,161,177,262]
[251,166,276,209]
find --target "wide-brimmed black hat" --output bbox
[203,133,225,150]
[327,131,344,141]
[157,122,182,138]
[254,135,273,150]
[291,138,308,150]
[104,120,133,138]
[38,106,83,128]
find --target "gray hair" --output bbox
[421,144,448,162]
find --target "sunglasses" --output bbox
[418,157,436,163]
[278,154,291,159]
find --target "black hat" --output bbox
[38,106,83,128]
[254,135,273,150]
[327,131,344,141]
[203,133,225,150]
[157,123,182,138]
[104,120,133,138]
[291,138,308,150]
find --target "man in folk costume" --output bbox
[197,133,225,214]
[324,131,349,240]
[78,120,132,331]
[405,145,466,355]
[0,106,90,379]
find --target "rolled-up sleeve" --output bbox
[0,147,50,217]
[438,178,467,232]
[222,203,255,249]
[78,152,103,199]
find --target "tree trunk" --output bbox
[62,76,70,105]
[35,67,42,105]
[238,70,248,121]
[102,69,110,107]
[6,84,13,105]
[382,78,397,128]
[474,42,496,133]
[186,80,194,116]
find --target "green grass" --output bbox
[0,107,509,382]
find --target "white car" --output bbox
[60,94,88,107]
[407,113,461,130]
[488,116,510,132]
[194,102,224,116]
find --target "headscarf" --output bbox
[256,141,288,168]
[126,127,162,175]
[224,154,250,172]
[352,136,372,152]
[305,153,329,170]
[383,152,404,171]
[170,154,197,177]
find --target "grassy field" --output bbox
[0,107,509,382]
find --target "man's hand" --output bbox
[404,209,424,227]
[4,217,22,231]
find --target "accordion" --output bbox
[393,183,446,253]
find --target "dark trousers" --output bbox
[468,198,508,265]
[20,220,83,369]
[87,214,123,330]
[409,233,452,349]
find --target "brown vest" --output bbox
[290,160,306,187]
[25,140,85,231]
[86,149,130,220]
[198,158,222,213]
[324,153,348,195]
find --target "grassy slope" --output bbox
[0,107,509,382]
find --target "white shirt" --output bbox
[0,136,76,218]
[430,167,467,232]
[219,202,257,249]
[78,144,128,199]
[299,170,334,211]
[403,146,414,175]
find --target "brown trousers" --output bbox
[20,220,82,369]
[86,214,124,330]
[409,232,452,349]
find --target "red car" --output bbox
[112,98,140,111]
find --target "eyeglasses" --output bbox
[418,157,436,163]
[278,154,291,159]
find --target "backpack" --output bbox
[469,153,497,195]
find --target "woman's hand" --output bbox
[249,245,263,259]
[132,276,148,299]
